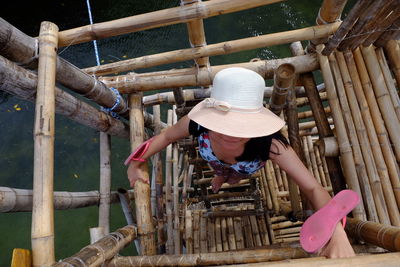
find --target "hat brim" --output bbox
[188,99,286,138]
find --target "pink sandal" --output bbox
[300,189,360,253]
[124,137,154,166]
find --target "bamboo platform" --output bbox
[1,0,400,266]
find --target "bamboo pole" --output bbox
[243,216,255,248]
[351,48,400,211]
[152,105,165,253]
[84,23,339,76]
[166,110,174,254]
[0,187,134,212]
[99,132,111,234]
[334,51,382,224]
[316,44,366,220]
[249,215,262,247]
[101,54,319,93]
[172,107,181,254]
[290,41,346,194]
[221,217,229,251]
[207,217,216,253]
[53,225,137,267]
[31,21,58,267]
[269,63,295,115]
[382,40,400,93]
[314,145,327,188]
[346,217,400,252]
[107,247,309,266]
[0,18,129,116]
[306,136,322,185]
[58,0,284,47]
[226,217,237,250]
[129,93,156,256]
[376,48,400,120]
[265,162,280,215]
[233,214,245,249]
[257,215,270,246]
[193,210,200,253]
[0,55,129,139]
[200,212,208,252]
[215,217,223,252]
[360,45,400,161]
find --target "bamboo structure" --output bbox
[31,21,58,267]
[3,1,400,266]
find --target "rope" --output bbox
[86,0,101,66]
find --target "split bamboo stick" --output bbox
[0,55,129,139]
[84,23,339,76]
[101,54,319,93]
[215,217,223,252]
[256,215,270,246]
[0,187,134,212]
[53,225,137,267]
[226,217,237,250]
[297,107,330,120]
[346,217,400,251]
[207,217,216,253]
[129,93,156,256]
[31,21,58,267]
[193,210,201,254]
[200,212,208,253]
[334,51,382,224]
[99,132,111,234]
[58,0,284,47]
[107,247,309,266]
[172,107,181,254]
[316,44,366,220]
[306,136,322,185]
[243,216,255,248]
[249,215,262,247]
[314,145,327,188]
[166,110,174,254]
[376,48,400,120]
[290,41,346,194]
[233,213,245,249]
[265,162,280,215]
[0,18,129,116]
[221,217,229,251]
[360,45,400,161]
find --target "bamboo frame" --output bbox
[84,23,340,76]
[100,54,319,93]
[129,93,156,256]
[31,21,58,267]
[316,44,366,220]
[99,132,111,234]
[58,0,284,47]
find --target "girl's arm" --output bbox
[269,139,355,258]
[127,115,191,187]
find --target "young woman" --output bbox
[126,67,357,258]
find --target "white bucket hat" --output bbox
[188,67,285,138]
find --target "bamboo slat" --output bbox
[226,217,237,250]
[306,136,322,185]
[233,214,245,249]
[316,44,366,220]
[31,21,58,267]
[193,210,201,253]
[200,212,208,253]
[256,215,270,246]
[99,132,111,234]
[107,247,309,267]
[185,209,193,254]
[84,23,339,76]
[53,225,137,267]
[360,45,400,161]
[383,40,400,91]
[215,217,223,252]
[221,217,229,251]
[207,217,216,253]
[129,93,156,256]
[0,55,129,139]
[243,216,255,248]
[172,108,181,254]
[334,51,382,224]
[290,41,346,194]
[101,54,319,93]
[249,215,262,247]
[58,0,284,47]
[265,162,280,215]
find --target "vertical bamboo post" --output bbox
[31,21,58,267]
[290,41,346,194]
[316,44,366,221]
[207,217,216,252]
[269,64,293,115]
[129,92,156,255]
[185,209,193,254]
[360,45,400,161]
[153,105,165,253]
[215,217,223,252]
[165,110,174,254]
[200,213,208,252]
[172,107,181,254]
[99,132,111,235]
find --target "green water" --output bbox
[0,0,355,264]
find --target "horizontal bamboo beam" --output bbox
[84,22,340,76]
[101,54,319,93]
[0,18,128,116]
[142,84,325,106]
[107,247,309,266]
[0,55,129,139]
[58,0,284,47]
[0,187,134,212]
[229,252,400,267]
[53,225,137,267]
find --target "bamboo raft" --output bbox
[2,0,400,266]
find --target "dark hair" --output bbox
[236,131,289,162]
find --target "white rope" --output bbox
[86,0,101,66]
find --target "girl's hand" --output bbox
[127,161,149,188]
[319,224,355,258]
